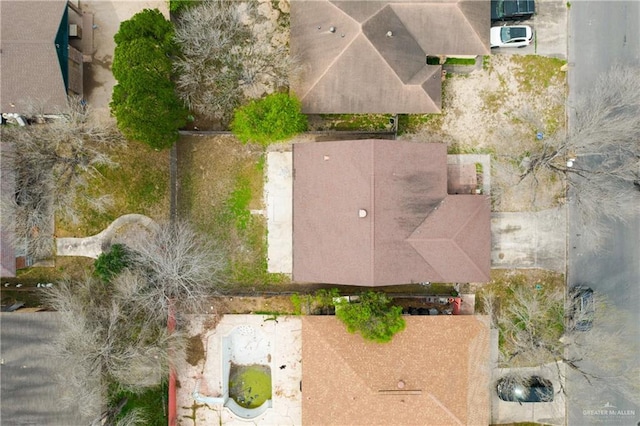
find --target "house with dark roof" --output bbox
[0,0,92,115]
[290,0,490,114]
[292,140,490,286]
[0,312,100,424]
[302,315,491,425]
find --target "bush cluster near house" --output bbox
[173,0,294,124]
[335,291,406,343]
[94,244,130,282]
[231,93,308,146]
[111,9,188,150]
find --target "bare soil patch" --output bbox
[402,54,568,212]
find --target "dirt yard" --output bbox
[401,54,568,212]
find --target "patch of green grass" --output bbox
[319,114,393,131]
[448,144,496,155]
[396,113,441,135]
[512,56,567,94]
[111,382,167,426]
[226,176,252,231]
[482,55,492,71]
[444,57,477,66]
[59,141,170,237]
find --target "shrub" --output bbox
[231,93,307,146]
[94,244,130,282]
[111,9,188,150]
[335,292,406,343]
[173,0,295,123]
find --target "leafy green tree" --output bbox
[94,244,130,282]
[335,292,406,343]
[114,8,175,50]
[111,9,188,150]
[231,93,308,146]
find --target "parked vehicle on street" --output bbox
[491,0,535,22]
[490,25,534,48]
[497,375,554,402]
[569,285,595,331]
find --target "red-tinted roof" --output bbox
[292,140,490,285]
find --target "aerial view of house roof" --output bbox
[0,312,99,424]
[290,0,490,114]
[0,1,77,113]
[301,315,491,425]
[292,140,491,285]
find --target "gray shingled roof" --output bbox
[290,0,490,114]
[0,312,100,425]
[0,1,70,113]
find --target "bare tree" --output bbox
[1,98,123,258]
[173,0,297,123]
[126,220,227,324]
[517,65,640,241]
[44,276,187,416]
[482,286,640,405]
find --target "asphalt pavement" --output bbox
[567,1,640,424]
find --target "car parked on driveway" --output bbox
[497,375,554,402]
[490,25,534,48]
[569,285,595,331]
[491,0,535,22]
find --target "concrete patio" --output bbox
[176,315,302,425]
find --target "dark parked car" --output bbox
[491,0,535,22]
[569,285,595,331]
[497,375,554,402]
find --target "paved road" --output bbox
[567,1,640,424]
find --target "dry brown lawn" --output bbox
[402,54,568,212]
[176,134,289,288]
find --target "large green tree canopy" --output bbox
[111,9,187,150]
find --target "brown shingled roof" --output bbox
[290,0,490,114]
[0,1,70,113]
[301,316,491,426]
[292,140,490,285]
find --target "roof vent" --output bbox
[397,380,405,389]
[386,31,393,37]
[358,209,368,218]
[329,26,336,33]
[323,155,330,161]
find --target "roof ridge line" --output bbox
[455,2,491,54]
[299,2,362,102]
[450,197,490,280]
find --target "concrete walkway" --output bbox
[265,152,293,274]
[56,214,157,258]
[491,207,566,273]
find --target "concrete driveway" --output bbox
[492,0,568,58]
[492,363,567,425]
[491,207,566,273]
